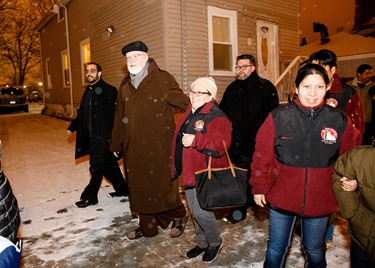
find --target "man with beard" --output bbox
[219,54,279,223]
[347,64,375,145]
[109,41,190,240]
[68,62,129,208]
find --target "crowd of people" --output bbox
[63,41,374,266]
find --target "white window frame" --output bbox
[80,38,91,85]
[208,6,238,76]
[61,50,70,88]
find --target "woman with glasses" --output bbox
[250,64,362,267]
[171,77,232,263]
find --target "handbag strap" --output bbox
[223,140,236,178]
[206,141,236,179]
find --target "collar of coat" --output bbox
[329,73,343,94]
[293,98,324,119]
[187,100,215,115]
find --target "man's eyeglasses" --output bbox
[189,90,211,97]
[125,53,146,61]
[234,65,253,71]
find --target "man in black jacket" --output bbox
[219,54,279,223]
[68,62,128,208]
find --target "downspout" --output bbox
[181,0,188,92]
[53,3,74,117]
[37,31,45,108]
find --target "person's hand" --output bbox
[182,133,195,147]
[340,177,357,191]
[254,194,266,207]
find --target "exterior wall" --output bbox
[39,15,70,105]
[337,54,375,79]
[65,0,164,104]
[38,0,300,108]
[165,0,300,100]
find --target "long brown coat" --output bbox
[109,59,189,214]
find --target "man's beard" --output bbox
[128,65,144,75]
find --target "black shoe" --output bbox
[74,199,98,208]
[127,227,143,240]
[186,245,207,259]
[170,215,189,237]
[107,192,129,201]
[202,239,223,263]
[222,210,246,224]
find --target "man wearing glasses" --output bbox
[109,41,190,240]
[219,54,279,224]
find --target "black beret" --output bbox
[121,41,148,55]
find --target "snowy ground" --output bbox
[0,107,352,267]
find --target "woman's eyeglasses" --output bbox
[189,90,211,97]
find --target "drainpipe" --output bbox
[53,3,74,117]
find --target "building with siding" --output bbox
[37,0,300,115]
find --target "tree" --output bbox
[0,0,54,86]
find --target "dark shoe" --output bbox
[186,245,207,259]
[170,215,189,237]
[107,192,129,201]
[127,227,143,240]
[202,239,223,263]
[74,199,98,208]
[222,210,246,224]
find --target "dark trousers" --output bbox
[80,163,128,202]
[362,122,374,145]
[138,204,186,237]
[226,154,254,221]
[350,240,375,268]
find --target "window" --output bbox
[46,58,52,89]
[80,39,91,84]
[208,6,238,76]
[57,6,65,22]
[61,50,70,87]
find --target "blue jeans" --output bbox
[264,209,330,268]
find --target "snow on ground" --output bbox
[0,109,352,267]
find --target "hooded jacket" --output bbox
[0,146,20,245]
[333,146,375,260]
[250,98,362,217]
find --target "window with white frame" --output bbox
[80,39,91,84]
[46,57,52,89]
[208,6,238,76]
[61,50,70,87]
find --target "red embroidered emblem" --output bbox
[194,120,205,131]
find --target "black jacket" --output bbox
[68,78,119,165]
[219,71,279,157]
[0,157,20,244]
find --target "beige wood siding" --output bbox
[164,0,300,100]
[38,0,300,107]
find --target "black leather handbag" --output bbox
[195,142,248,210]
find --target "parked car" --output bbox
[0,87,29,113]
[28,90,43,102]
